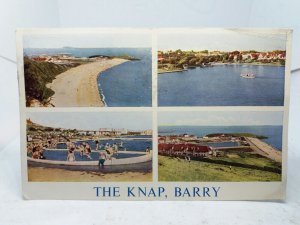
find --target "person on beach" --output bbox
[146,146,150,154]
[66,139,76,161]
[79,144,85,157]
[98,151,107,168]
[95,140,99,148]
[38,145,46,160]
[67,148,76,162]
[112,143,119,156]
[85,143,92,159]
[105,145,114,160]
[95,140,106,168]
[96,141,105,151]
[32,146,40,159]
[66,139,71,147]
[27,143,33,157]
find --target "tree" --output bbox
[189,58,197,65]
[279,59,285,66]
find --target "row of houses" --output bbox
[158,143,211,158]
[28,54,107,65]
[158,50,286,62]
[158,134,198,144]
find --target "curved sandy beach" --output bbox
[47,58,128,107]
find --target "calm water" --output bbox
[24,48,152,107]
[98,52,152,106]
[207,142,239,148]
[56,139,152,152]
[43,150,142,161]
[159,126,282,150]
[158,65,285,106]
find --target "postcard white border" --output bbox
[16,28,292,201]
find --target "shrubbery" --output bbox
[24,57,70,106]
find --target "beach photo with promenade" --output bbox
[26,112,152,182]
[158,111,283,182]
[22,31,152,107]
[158,29,287,106]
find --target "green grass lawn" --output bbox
[158,155,281,182]
[212,153,281,169]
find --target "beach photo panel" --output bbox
[158,110,284,182]
[25,111,153,182]
[157,29,288,106]
[19,29,152,107]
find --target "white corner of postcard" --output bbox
[16,28,292,200]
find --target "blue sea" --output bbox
[24,48,152,107]
[159,125,283,150]
[158,64,285,106]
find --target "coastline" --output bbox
[158,62,284,74]
[211,62,284,67]
[47,58,128,107]
[158,69,184,74]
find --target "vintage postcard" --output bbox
[26,111,152,182]
[16,28,291,200]
[158,111,282,182]
[157,29,287,106]
[21,30,152,107]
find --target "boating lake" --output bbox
[158,64,285,106]
[159,125,283,150]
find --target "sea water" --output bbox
[158,125,283,150]
[158,64,284,106]
[98,50,152,106]
[24,47,152,107]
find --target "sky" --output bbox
[23,32,152,48]
[158,29,287,51]
[158,111,283,126]
[23,29,287,51]
[27,112,152,131]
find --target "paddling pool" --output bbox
[27,148,152,171]
[42,149,144,161]
[56,139,152,152]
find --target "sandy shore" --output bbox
[47,58,128,107]
[28,167,152,182]
[246,137,282,162]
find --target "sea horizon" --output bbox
[158,125,283,150]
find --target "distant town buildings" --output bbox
[26,118,152,142]
[28,54,109,65]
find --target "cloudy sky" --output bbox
[158,111,283,126]
[158,29,287,51]
[27,112,152,131]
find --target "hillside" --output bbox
[23,57,74,106]
[158,155,281,182]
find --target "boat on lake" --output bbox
[240,73,255,79]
